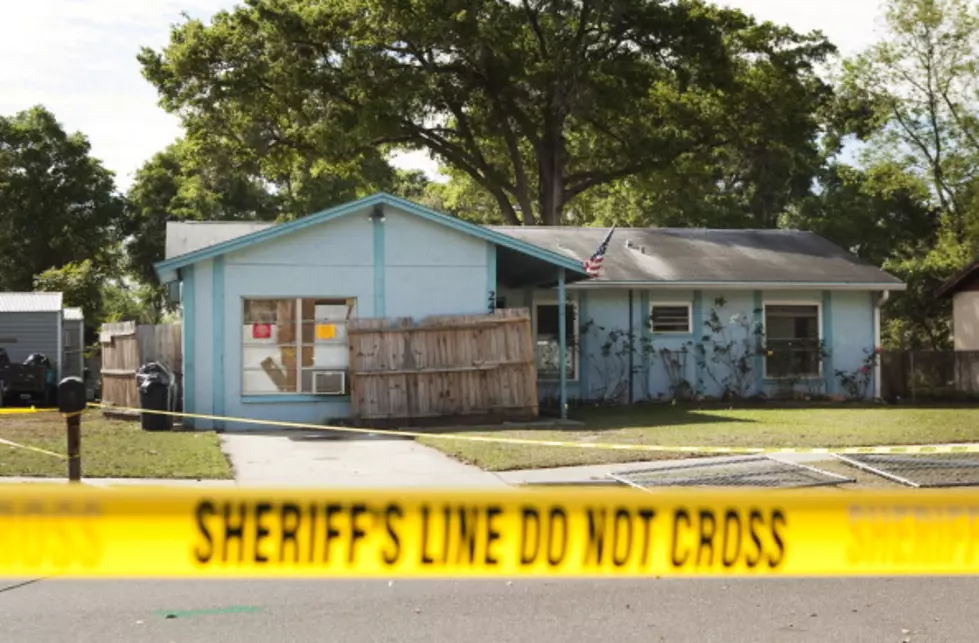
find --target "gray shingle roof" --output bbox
[165,221,274,259]
[488,227,905,287]
[0,292,64,313]
[163,215,903,289]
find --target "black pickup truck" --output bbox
[0,348,56,406]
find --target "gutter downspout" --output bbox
[874,290,890,400]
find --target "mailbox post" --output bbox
[58,377,86,483]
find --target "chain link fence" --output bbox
[609,456,855,490]
[608,454,979,490]
[832,453,979,488]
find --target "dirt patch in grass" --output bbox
[0,410,232,479]
[417,404,979,471]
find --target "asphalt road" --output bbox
[0,576,971,642]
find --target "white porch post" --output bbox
[558,268,568,420]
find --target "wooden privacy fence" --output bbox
[99,322,182,410]
[348,309,538,424]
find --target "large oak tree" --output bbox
[140,0,834,225]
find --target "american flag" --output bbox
[583,226,616,277]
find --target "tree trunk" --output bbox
[538,121,567,226]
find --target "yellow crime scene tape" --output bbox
[0,437,66,459]
[0,406,57,415]
[86,402,979,456]
[3,485,979,578]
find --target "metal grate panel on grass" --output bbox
[608,455,854,490]
[833,453,979,488]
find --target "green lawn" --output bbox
[416,404,979,471]
[0,410,233,479]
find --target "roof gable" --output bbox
[937,260,979,298]
[154,193,590,283]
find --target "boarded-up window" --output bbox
[242,297,355,395]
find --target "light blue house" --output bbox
[155,193,905,429]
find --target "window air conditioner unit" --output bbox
[313,370,346,395]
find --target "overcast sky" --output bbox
[0,0,888,192]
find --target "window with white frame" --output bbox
[650,303,692,333]
[764,304,821,378]
[241,297,356,395]
[533,300,578,380]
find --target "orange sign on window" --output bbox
[316,324,337,340]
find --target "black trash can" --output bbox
[136,362,173,432]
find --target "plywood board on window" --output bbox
[347,308,537,424]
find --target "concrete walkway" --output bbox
[220,431,508,488]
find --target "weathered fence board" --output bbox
[348,309,538,424]
[99,323,182,411]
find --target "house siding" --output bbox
[647,289,697,401]
[576,289,630,402]
[0,311,60,370]
[828,290,877,383]
[189,260,215,428]
[384,209,490,318]
[953,291,979,350]
[529,286,881,403]
[698,290,759,398]
[184,206,492,429]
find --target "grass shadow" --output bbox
[420,403,759,435]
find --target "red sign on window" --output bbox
[252,323,271,339]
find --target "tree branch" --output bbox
[940,89,979,155]
[405,122,521,225]
[497,113,536,224]
[521,0,549,59]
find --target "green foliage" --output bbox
[32,259,166,335]
[139,0,835,226]
[825,0,979,349]
[784,162,941,265]
[33,260,105,322]
[124,135,433,289]
[123,138,280,287]
[0,106,126,292]
[881,231,971,349]
[840,0,979,247]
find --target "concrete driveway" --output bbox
[220,431,507,488]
